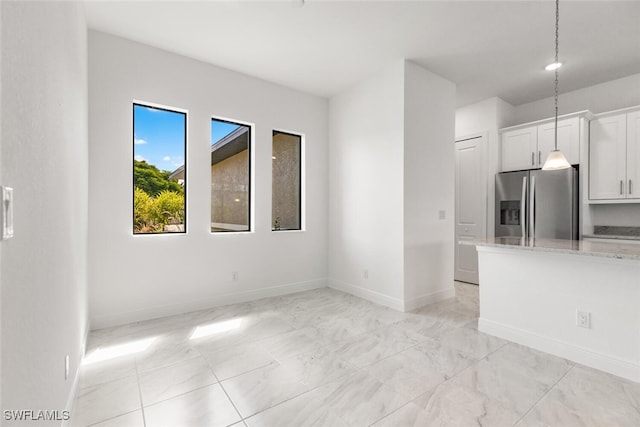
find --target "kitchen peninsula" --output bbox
[465,237,640,382]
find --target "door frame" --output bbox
[454,132,488,284]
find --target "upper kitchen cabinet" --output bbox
[629,110,640,200]
[538,118,581,166]
[501,126,537,171]
[500,112,589,172]
[589,107,640,201]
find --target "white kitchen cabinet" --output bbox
[538,117,580,166]
[501,126,537,171]
[589,114,627,200]
[627,110,640,200]
[500,115,582,172]
[589,108,640,201]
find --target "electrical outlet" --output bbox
[65,355,70,380]
[363,269,369,279]
[576,310,591,329]
[232,271,238,282]
[438,210,446,220]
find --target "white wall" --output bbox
[328,61,406,308]
[403,62,456,308]
[592,204,640,228]
[328,61,456,310]
[512,73,640,125]
[478,246,640,382]
[1,1,88,422]
[88,32,328,329]
[455,97,514,139]
[0,0,3,413]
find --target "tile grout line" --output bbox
[85,410,141,427]
[194,345,246,424]
[365,336,489,427]
[134,358,148,427]
[513,364,575,426]
[224,339,366,424]
[239,386,317,423]
[360,315,507,426]
[235,346,350,423]
[141,382,223,410]
[356,320,490,426]
[78,369,145,426]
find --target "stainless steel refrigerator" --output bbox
[495,167,578,239]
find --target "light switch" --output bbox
[2,186,14,240]
[438,210,446,220]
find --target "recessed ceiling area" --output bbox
[84,1,640,107]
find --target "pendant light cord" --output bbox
[554,0,559,151]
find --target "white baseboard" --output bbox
[91,279,327,330]
[64,325,89,427]
[479,318,640,383]
[328,279,405,311]
[328,280,456,312]
[403,287,456,312]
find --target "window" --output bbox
[210,119,251,232]
[133,103,186,234]
[272,131,302,231]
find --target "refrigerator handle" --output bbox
[530,175,536,239]
[521,176,527,238]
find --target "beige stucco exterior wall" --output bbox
[272,133,301,230]
[211,149,249,230]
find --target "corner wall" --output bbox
[328,61,456,310]
[1,1,88,420]
[328,61,406,309]
[403,62,456,309]
[88,32,328,329]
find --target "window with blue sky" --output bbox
[133,103,186,234]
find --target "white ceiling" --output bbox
[85,0,640,107]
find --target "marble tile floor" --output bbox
[72,282,640,427]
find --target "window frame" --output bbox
[209,117,254,234]
[132,101,188,236]
[271,129,304,232]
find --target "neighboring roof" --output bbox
[210,126,249,166]
[168,126,249,180]
[168,165,184,181]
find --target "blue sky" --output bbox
[133,105,241,173]
[134,105,186,173]
[211,119,239,145]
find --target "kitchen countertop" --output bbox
[461,237,640,261]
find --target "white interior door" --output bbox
[455,135,486,284]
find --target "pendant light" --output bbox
[542,0,571,171]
